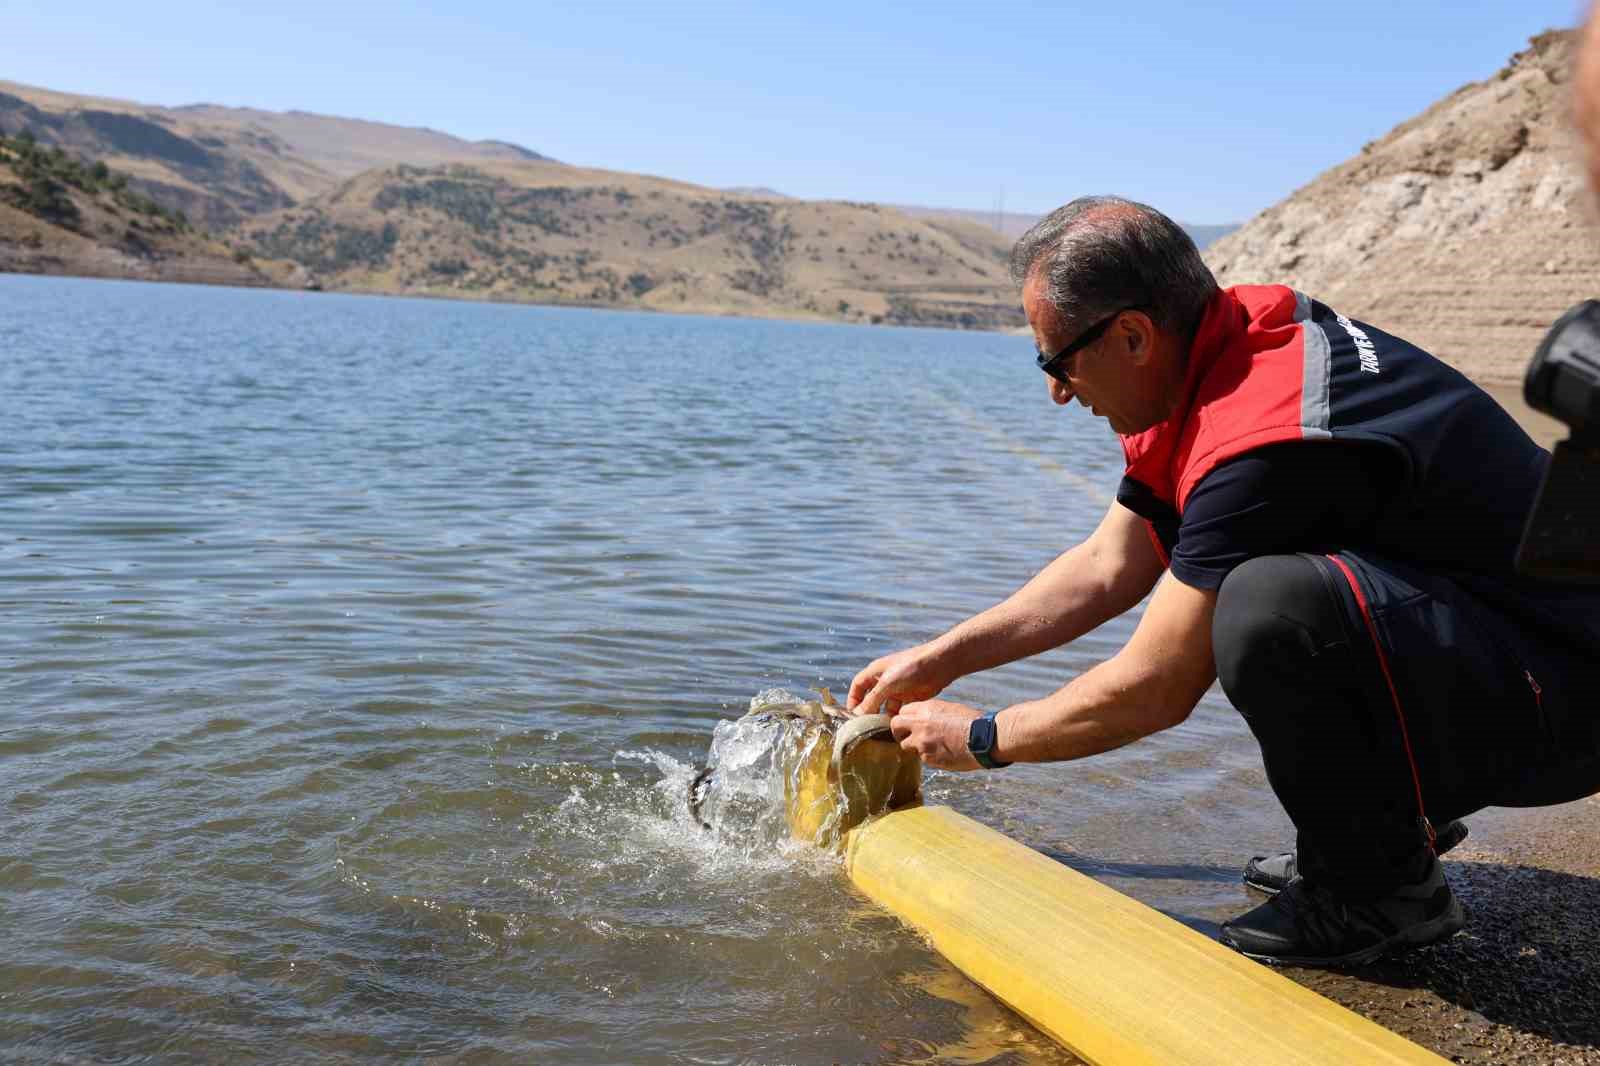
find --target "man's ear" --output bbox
[1123,311,1156,365]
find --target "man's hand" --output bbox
[847,643,952,716]
[889,698,985,771]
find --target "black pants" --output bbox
[1214,552,1600,899]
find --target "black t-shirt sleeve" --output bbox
[1168,443,1399,590]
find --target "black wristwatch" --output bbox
[967,711,1012,769]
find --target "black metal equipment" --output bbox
[1516,300,1600,582]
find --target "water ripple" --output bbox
[0,276,1267,1065]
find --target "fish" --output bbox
[688,693,921,847]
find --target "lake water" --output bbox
[0,275,1295,1064]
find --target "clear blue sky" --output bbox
[6,0,1589,222]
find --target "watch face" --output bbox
[967,715,994,755]
[967,714,1010,768]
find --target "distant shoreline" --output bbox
[0,262,1021,333]
[2,267,1561,409]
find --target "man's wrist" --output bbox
[994,704,1019,762]
[921,634,962,683]
[966,710,1012,769]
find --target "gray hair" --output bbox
[1009,196,1218,341]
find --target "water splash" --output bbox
[683,712,792,848]
[682,688,919,854]
[613,687,855,859]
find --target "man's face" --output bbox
[1023,274,1150,435]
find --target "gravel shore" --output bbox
[1277,799,1600,1064]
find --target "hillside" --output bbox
[0,130,291,288]
[0,77,1021,325]
[1205,30,1600,384]
[0,75,1265,330]
[235,161,1025,328]
[0,79,548,228]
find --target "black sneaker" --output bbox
[1242,818,1468,895]
[1219,859,1465,968]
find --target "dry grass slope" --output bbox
[0,77,1021,328]
[0,79,547,228]
[0,132,293,287]
[237,161,1025,329]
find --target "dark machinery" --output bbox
[1517,300,1600,582]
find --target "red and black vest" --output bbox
[1116,284,1549,586]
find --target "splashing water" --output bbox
[577,687,847,885]
[684,687,920,853]
[686,687,828,850]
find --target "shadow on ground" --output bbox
[1294,860,1600,1058]
[1039,848,1236,937]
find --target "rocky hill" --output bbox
[235,161,1023,328]
[0,130,292,287]
[1205,30,1600,384]
[0,79,547,228]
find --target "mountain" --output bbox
[1176,223,1240,251]
[168,103,550,178]
[235,162,1023,328]
[888,204,1239,250]
[0,79,549,228]
[1204,30,1599,384]
[6,76,1273,329]
[0,78,1018,326]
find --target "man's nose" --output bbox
[1048,375,1074,405]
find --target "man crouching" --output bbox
[847,195,1600,967]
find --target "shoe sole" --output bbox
[1242,821,1470,896]
[1222,897,1466,969]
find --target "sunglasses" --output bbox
[1035,306,1141,383]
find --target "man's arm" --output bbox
[888,573,1216,769]
[849,500,1165,715]
[889,444,1395,768]
[994,573,1217,762]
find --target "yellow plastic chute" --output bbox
[795,758,1447,1065]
